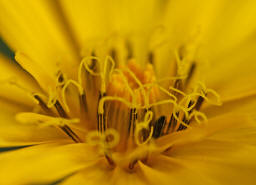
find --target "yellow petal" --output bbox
[156,113,255,150]
[59,0,161,45]
[138,157,217,185]
[201,38,256,101]
[60,159,113,185]
[60,164,147,185]
[204,92,256,118]
[0,143,99,185]
[0,0,79,80]
[59,0,164,65]
[0,98,66,147]
[0,54,41,107]
[166,139,256,185]
[200,0,256,60]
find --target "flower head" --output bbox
[0,0,256,185]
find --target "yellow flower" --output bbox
[0,0,256,185]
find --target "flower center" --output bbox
[14,43,222,170]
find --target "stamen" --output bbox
[166,112,179,133]
[177,100,194,131]
[128,108,138,138]
[78,54,97,86]
[194,96,204,111]
[61,125,82,143]
[124,68,148,107]
[152,116,166,138]
[98,96,134,114]
[55,100,68,118]
[86,128,120,165]
[112,69,135,102]
[47,88,57,108]
[54,100,82,143]
[97,92,107,133]
[61,79,84,112]
[134,111,154,145]
[189,111,207,124]
[33,94,52,114]
[141,83,177,102]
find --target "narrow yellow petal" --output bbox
[0,0,79,79]
[204,92,256,118]
[0,99,66,147]
[0,54,41,106]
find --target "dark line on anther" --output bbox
[153,116,166,138]
[62,125,82,143]
[55,100,68,118]
[177,100,194,131]
[167,112,179,133]
[97,92,107,133]
[34,95,52,114]
[54,101,82,143]
[148,51,154,64]
[184,62,196,87]
[34,96,81,143]
[195,96,204,111]
[128,108,137,137]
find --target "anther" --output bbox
[97,92,107,133]
[61,125,82,143]
[55,100,68,118]
[195,95,204,111]
[167,112,179,133]
[34,95,52,114]
[177,100,194,131]
[128,108,137,138]
[152,116,166,138]
[54,100,82,143]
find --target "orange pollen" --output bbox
[106,59,159,106]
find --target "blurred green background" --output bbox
[0,38,14,60]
